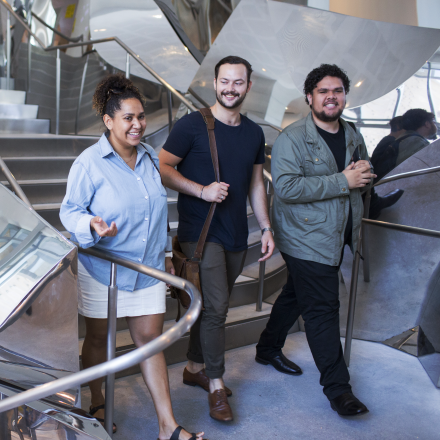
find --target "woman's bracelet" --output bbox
[200,186,205,199]
[165,251,173,258]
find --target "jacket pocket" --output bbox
[291,208,327,225]
[304,155,327,176]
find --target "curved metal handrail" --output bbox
[31,11,83,44]
[0,246,202,413]
[0,0,197,113]
[373,165,440,187]
[0,157,33,208]
[258,122,282,133]
[0,159,202,415]
[362,219,440,238]
[263,168,272,184]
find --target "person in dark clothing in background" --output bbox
[368,116,405,219]
[369,110,436,219]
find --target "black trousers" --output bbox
[256,252,351,401]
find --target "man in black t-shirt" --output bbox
[159,56,275,422]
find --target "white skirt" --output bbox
[77,260,166,318]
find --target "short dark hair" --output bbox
[303,64,351,105]
[401,108,435,131]
[214,56,253,85]
[389,116,403,132]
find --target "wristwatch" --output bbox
[261,227,275,237]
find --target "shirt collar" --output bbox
[98,133,147,160]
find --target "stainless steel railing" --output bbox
[256,168,274,311]
[343,165,440,366]
[0,159,202,439]
[0,0,198,134]
[30,11,84,45]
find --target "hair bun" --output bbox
[93,74,145,118]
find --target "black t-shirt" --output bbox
[316,123,352,245]
[163,111,265,252]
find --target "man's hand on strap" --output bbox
[201,182,230,203]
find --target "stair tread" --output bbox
[0,134,98,139]
[241,251,284,278]
[33,203,61,210]
[3,156,77,161]
[78,302,273,351]
[1,178,68,185]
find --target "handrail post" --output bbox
[362,189,371,282]
[104,262,118,437]
[167,90,173,133]
[256,178,272,311]
[27,17,32,93]
[344,225,363,366]
[55,48,60,135]
[75,55,89,135]
[125,53,130,79]
[0,156,33,208]
[6,10,11,90]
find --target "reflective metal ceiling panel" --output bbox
[269,2,440,109]
[189,0,440,125]
[90,0,199,91]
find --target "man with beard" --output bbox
[159,55,275,421]
[256,64,375,416]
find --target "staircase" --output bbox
[0,48,290,380]
[0,81,49,134]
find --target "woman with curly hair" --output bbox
[60,74,205,440]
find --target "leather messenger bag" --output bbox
[170,108,220,321]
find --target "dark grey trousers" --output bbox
[180,241,247,379]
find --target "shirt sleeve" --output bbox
[162,114,195,159]
[254,126,266,165]
[59,162,101,248]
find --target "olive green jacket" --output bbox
[272,112,370,266]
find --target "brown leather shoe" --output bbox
[208,389,233,422]
[183,368,232,397]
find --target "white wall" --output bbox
[417,0,440,29]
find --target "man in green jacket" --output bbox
[256,64,376,416]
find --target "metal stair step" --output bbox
[0,103,38,119]
[0,134,97,157]
[78,303,299,379]
[0,156,75,179]
[0,90,26,104]
[0,118,50,134]
[0,78,14,89]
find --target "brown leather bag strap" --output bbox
[192,108,220,261]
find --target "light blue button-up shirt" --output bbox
[60,134,168,291]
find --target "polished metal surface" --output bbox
[0,242,202,413]
[0,0,198,121]
[0,118,50,134]
[0,360,78,408]
[55,48,60,135]
[189,0,440,126]
[89,0,199,92]
[0,182,78,372]
[0,90,26,104]
[0,157,32,207]
[0,103,38,119]
[0,386,111,440]
[31,10,83,44]
[339,139,440,349]
[374,166,440,187]
[104,263,117,437]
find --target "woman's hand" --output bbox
[165,256,175,288]
[90,216,118,237]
